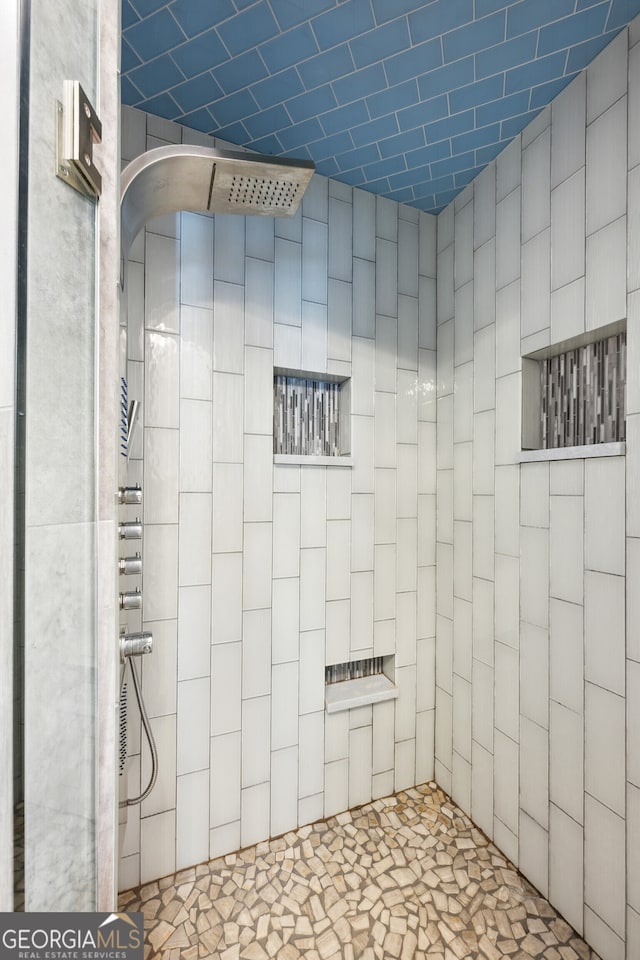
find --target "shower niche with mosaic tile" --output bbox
[273,368,351,465]
[324,655,398,713]
[522,324,626,452]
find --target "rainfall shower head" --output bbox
[120,144,315,258]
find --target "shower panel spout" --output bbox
[120,143,315,260]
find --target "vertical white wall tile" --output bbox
[375,313,397,394]
[495,188,521,291]
[243,522,272,611]
[494,642,519,741]
[140,713,177,819]
[584,794,626,938]
[351,571,374,653]
[351,415,374,494]
[272,578,299,664]
[241,695,271,787]
[302,216,328,303]
[275,237,302,327]
[549,495,583,604]
[244,346,273,435]
[351,336,375,416]
[144,524,179,621]
[272,493,300,579]
[585,457,625,575]
[586,29,627,123]
[178,585,211,682]
[522,127,551,243]
[211,553,243,644]
[550,598,584,714]
[474,328,496,416]
[299,711,324,798]
[241,782,270,849]
[493,730,519,835]
[521,229,551,338]
[271,661,299,750]
[353,258,376,338]
[376,238,398,318]
[243,434,273,524]
[145,331,179,428]
[520,717,548,828]
[550,700,583,824]
[552,73,586,189]
[300,547,326,632]
[179,493,212,587]
[299,629,325,715]
[300,465,327,548]
[473,164,496,249]
[245,214,274,262]
[214,213,245,285]
[329,197,353,283]
[177,677,209,775]
[302,299,328,372]
[470,741,493,837]
[242,608,271,700]
[180,400,212,492]
[326,599,350,665]
[328,278,352,362]
[585,571,625,695]
[140,811,176,885]
[180,304,212,401]
[212,372,243,463]
[495,373,521,466]
[352,493,375,569]
[585,682,625,816]
[519,811,548,898]
[520,526,549,629]
[454,281,474,366]
[551,169,585,295]
[549,803,584,934]
[324,759,349,817]
[146,235,180,332]
[395,738,416,792]
[473,239,496,330]
[212,463,243,554]
[145,428,179,524]
[211,642,241,735]
[397,294,419,371]
[495,465,520,557]
[520,621,548,728]
[270,746,298,837]
[176,769,209,870]
[213,280,244,373]
[586,216,627,331]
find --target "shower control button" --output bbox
[120,631,153,662]
[119,588,142,611]
[119,519,142,540]
[119,554,142,576]
[118,484,142,505]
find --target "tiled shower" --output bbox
[119,106,438,888]
[118,18,640,960]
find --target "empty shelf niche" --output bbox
[273,368,351,464]
[325,656,397,713]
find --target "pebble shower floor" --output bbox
[119,783,598,960]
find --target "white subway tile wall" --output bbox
[120,107,437,890]
[436,23,637,960]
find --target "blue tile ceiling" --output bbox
[121,0,640,213]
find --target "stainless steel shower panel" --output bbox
[120,144,315,258]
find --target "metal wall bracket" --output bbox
[56,80,102,198]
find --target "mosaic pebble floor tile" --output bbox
[119,783,599,960]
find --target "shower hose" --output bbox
[120,655,158,806]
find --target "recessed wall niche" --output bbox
[273,367,351,464]
[522,322,626,451]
